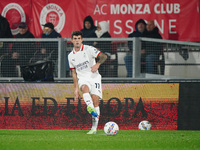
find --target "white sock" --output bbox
[92,106,100,130]
[83,93,94,108]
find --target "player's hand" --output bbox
[91,63,100,73]
[74,89,80,100]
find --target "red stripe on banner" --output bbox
[0,102,178,130]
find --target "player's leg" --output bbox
[87,76,102,134]
[86,75,102,134]
[92,94,100,120]
[87,94,100,134]
[81,84,98,117]
[92,94,100,128]
[81,84,93,107]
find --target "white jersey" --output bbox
[68,44,102,98]
[68,44,101,80]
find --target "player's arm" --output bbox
[91,52,107,73]
[72,69,80,100]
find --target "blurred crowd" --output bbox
[0,14,163,77]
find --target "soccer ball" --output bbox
[104,121,119,135]
[138,120,152,130]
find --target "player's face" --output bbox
[71,35,83,49]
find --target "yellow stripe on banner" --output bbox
[0,83,179,105]
[103,83,179,102]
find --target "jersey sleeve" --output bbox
[68,54,75,69]
[89,46,101,58]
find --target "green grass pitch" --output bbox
[0,130,200,150]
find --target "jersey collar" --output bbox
[73,44,84,54]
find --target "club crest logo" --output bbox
[2,3,26,35]
[40,3,65,33]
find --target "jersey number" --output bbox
[95,83,100,89]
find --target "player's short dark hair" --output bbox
[71,31,83,39]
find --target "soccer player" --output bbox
[68,31,107,134]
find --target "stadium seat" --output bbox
[141,54,165,75]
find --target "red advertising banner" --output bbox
[30,0,85,38]
[0,0,31,35]
[0,0,199,41]
[0,83,179,130]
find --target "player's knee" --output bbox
[81,84,89,93]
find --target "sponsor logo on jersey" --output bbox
[76,60,89,71]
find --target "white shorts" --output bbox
[78,75,102,99]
